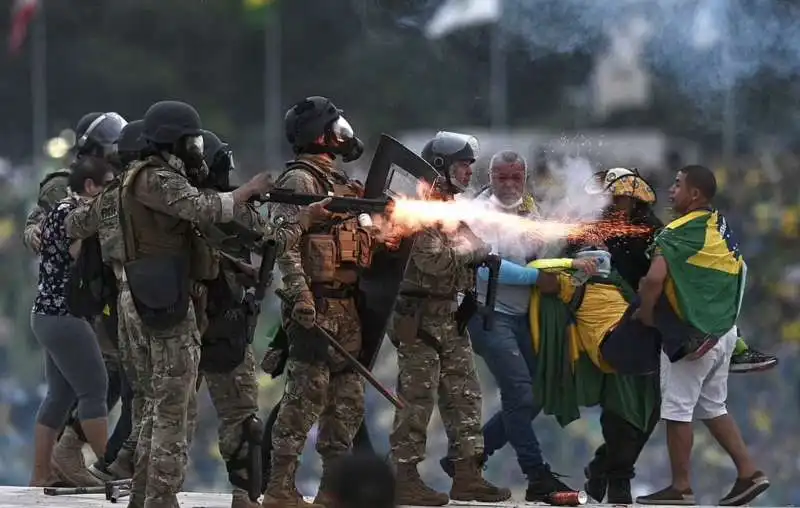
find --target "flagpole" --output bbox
[264,1,282,171]
[31,0,47,169]
[489,1,506,130]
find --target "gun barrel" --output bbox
[265,190,393,215]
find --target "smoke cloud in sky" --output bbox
[406,0,800,98]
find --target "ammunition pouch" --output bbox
[301,222,373,283]
[190,232,219,281]
[124,255,190,330]
[392,298,444,355]
[226,414,263,502]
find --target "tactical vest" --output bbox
[278,159,373,287]
[120,158,218,281]
[38,170,71,211]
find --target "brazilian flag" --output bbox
[654,209,746,337]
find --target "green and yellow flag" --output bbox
[654,209,746,337]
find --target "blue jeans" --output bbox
[468,310,544,473]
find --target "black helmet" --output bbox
[201,130,235,190]
[284,96,364,162]
[142,100,202,145]
[420,131,478,193]
[75,112,128,158]
[116,120,146,154]
[75,112,103,140]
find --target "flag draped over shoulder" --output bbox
[528,269,658,432]
[654,209,745,337]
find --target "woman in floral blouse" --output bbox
[29,156,115,486]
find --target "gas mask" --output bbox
[208,148,235,190]
[176,135,207,181]
[326,116,364,162]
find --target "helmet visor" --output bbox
[331,116,354,142]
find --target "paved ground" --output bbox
[0,487,761,507]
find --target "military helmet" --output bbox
[75,112,104,140]
[115,119,146,154]
[75,112,128,157]
[421,131,478,193]
[284,96,342,149]
[201,130,228,164]
[142,100,202,145]
[421,131,478,169]
[201,129,234,176]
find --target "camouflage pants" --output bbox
[389,310,484,464]
[197,345,259,464]
[271,297,365,466]
[118,288,201,507]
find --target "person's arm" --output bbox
[132,167,236,225]
[636,254,668,325]
[477,259,539,285]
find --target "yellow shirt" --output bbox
[555,273,629,373]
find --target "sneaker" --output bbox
[583,466,606,502]
[607,478,632,504]
[525,465,574,503]
[636,486,695,505]
[719,471,770,506]
[730,349,778,373]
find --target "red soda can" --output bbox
[546,490,588,506]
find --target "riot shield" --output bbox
[357,134,441,369]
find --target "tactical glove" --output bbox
[291,291,316,329]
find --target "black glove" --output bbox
[286,321,329,364]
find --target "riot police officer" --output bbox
[263,96,391,508]
[389,131,511,506]
[116,100,271,508]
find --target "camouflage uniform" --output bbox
[23,170,71,253]
[389,224,511,505]
[66,178,142,483]
[265,154,376,508]
[82,153,232,507]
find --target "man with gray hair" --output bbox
[441,149,580,500]
[473,150,539,215]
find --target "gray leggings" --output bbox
[31,312,109,429]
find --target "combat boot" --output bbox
[450,457,512,503]
[51,427,103,486]
[231,488,260,508]
[107,448,134,479]
[262,456,324,508]
[394,463,449,506]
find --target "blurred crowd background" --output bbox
[1,0,799,505]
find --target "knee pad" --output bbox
[226,414,264,502]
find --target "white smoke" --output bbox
[535,154,610,221]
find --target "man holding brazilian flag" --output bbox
[526,165,769,506]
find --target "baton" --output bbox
[44,486,107,496]
[313,324,406,410]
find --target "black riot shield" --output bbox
[357,134,442,369]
